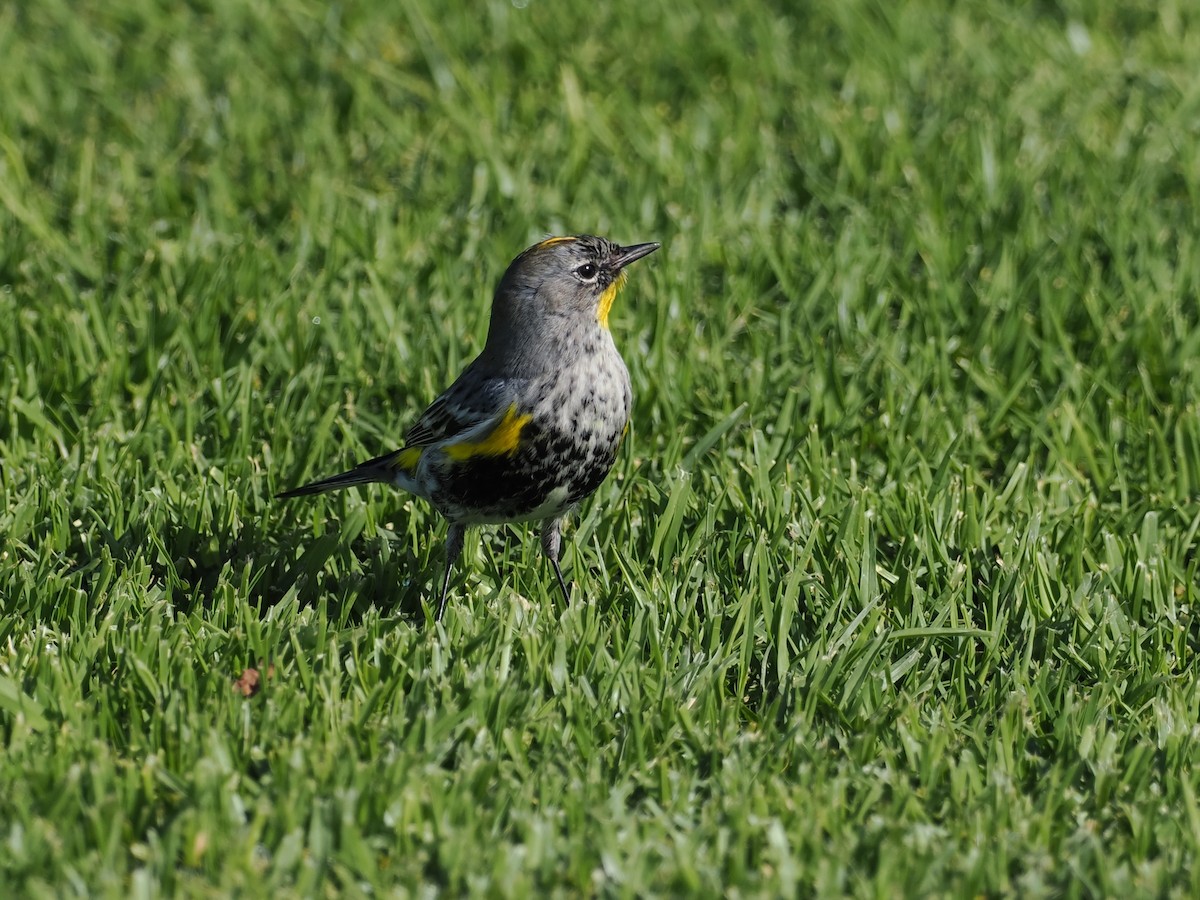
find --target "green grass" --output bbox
[3,0,1200,895]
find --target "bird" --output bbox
[277,235,660,620]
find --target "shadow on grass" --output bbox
[65,510,436,625]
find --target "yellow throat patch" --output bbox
[445,404,532,461]
[597,270,628,330]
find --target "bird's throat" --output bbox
[597,270,628,330]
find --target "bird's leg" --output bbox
[437,524,466,621]
[540,518,572,603]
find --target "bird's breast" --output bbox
[422,346,631,525]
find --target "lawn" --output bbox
[2,0,1199,895]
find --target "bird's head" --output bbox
[481,235,660,371]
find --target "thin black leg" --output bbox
[540,518,572,603]
[437,524,466,621]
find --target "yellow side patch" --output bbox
[445,404,532,461]
[597,270,628,329]
[391,446,423,472]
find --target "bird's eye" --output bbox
[575,262,599,281]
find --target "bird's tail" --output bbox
[275,448,414,499]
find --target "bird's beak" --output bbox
[613,242,661,269]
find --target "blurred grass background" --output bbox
[2,0,1200,895]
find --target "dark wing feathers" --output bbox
[403,394,471,447]
[403,369,514,447]
[277,368,519,499]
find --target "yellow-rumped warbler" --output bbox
[278,235,660,619]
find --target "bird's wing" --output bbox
[403,393,473,447]
[403,367,517,449]
[277,369,522,496]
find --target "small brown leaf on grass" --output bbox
[233,663,275,697]
[234,668,260,696]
